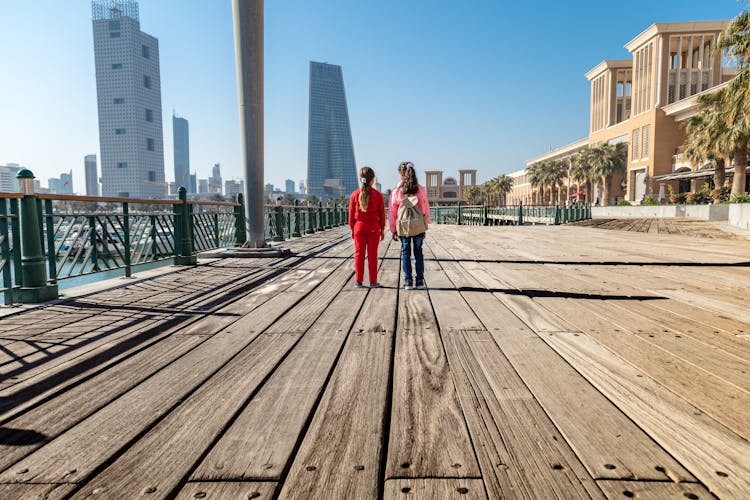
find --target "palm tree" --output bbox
[463,185,482,205]
[589,143,627,206]
[570,147,595,203]
[527,162,546,205]
[495,175,513,206]
[718,11,750,195]
[545,160,568,204]
[684,89,728,199]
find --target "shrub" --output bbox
[711,186,731,203]
[730,193,750,203]
[617,200,631,206]
[686,183,712,204]
[642,195,659,206]
[668,184,687,204]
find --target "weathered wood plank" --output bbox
[66,265,357,497]
[426,237,699,483]
[383,479,487,500]
[541,329,750,499]
[448,329,605,499]
[191,264,374,479]
[540,296,750,443]
[0,247,352,486]
[0,483,75,500]
[385,269,480,479]
[277,243,400,500]
[175,482,276,500]
[595,480,711,500]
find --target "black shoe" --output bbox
[356,281,364,288]
[369,282,382,288]
[415,280,426,290]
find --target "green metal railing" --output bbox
[431,202,591,226]
[265,201,348,242]
[0,195,22,305]
[0,183,348,305]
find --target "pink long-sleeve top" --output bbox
[388,183,430,234]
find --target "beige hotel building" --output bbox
[508,20,737,206]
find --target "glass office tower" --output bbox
[307,62,357,200]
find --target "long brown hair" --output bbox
[358,166,375,211]
[398,161,418,195]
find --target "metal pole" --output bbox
[15,169,57,303]
[233,0,265,247]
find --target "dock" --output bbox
[1,224,749,499]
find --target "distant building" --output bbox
[306,62,357,199]
[209,163,222,194]
[189,173,197,194]
[285,179,295,193]
[424,169,477,204]
[264,183,274,198]
[93,0,165,198]
[85,154,99,196]
[198,178,209,194]
[375,182,382,193]
[298,179,305,194]
[225,179,244,197]
[520,20,739,205]
[173,113,190,192]
[0,164,22,192]
[169,182,177,196]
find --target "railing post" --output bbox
[234,193,247,246]
[553,203,560,225]
[89,215,99,271]
[457,202,462,225]
[15,169,58,303]
[273,205,284,242]
[123,202,132,277]
[10,199,22,286]
[324,203,332,230]
[213,212,220,248]
[517,201,524,226]
[43,199,56,283]
[175,187,196,265]
[483,204,488,226]
[318,202,325,232]
[0,199,13,305]
[292,200,302,237]
[306,203,315,234]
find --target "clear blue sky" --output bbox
[0,0,745,194]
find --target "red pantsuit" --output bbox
[353,222,381,283]
[349,187,385,284]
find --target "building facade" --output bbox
[285,179,295,193]
[424,169,477,205]
[209,163,222,194]
[84,154,99,196]
[92,0,166,199]
[307,62,358,200]
[520,20,735,205]
[173,114,190,192]
[0,164,22,192]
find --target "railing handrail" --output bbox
[0,192,24,199]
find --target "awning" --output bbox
[652,166,735,181]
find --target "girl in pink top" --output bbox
[388,162,430,290]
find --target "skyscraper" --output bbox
[285,179,295,194]
[85,154,99,196]
[173,113,190,191]
[92,0,165,198]
[307,62,357,199]
[210,163,222,194]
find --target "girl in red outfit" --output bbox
[349,166,385,287]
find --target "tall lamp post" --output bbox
[232,0,265,248]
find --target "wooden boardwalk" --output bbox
[0,224,749,499]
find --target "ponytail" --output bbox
[358,166,375,211]
[398,161,418,195]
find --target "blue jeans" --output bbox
[400,234,424,284]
